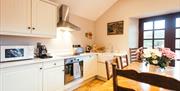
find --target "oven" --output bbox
[64,57,83,84]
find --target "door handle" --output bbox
[28,27,31,29]
[54,63,57,65]
[40,67,43,70]
[32,27,35,30]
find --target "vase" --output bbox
[169,60,175,67]
[146,63,165,72]
[158,67,165,72]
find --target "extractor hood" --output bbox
[57,4,80,31]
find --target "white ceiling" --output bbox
[55,0,118,21]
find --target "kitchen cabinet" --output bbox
[0,63,43,91]
[97,62,107,79]
[0,0,57,38]
[32,0,57,37]
[83,55,97,80]
[97,53,114,79]
[0,0,31,34]
[43,60,64,91]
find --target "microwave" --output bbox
[0,46,34,62]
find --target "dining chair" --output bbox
[105,58,118,80]
[112,64,180,91]
[129,48,138,62]
[118,54,129,69]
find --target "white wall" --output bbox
[95,0,180,53]
[0,14,95,55]
[128,18,139,48]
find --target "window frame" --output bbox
[141,19,166,48]
[139,12,180,52]
[175,18,180,59]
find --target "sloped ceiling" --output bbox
[55,0,118,21]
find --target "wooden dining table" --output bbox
[97,61,180,91]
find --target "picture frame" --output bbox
[107,21,124,35]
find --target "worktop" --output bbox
[0,53,98,69]
[0,52,126,91]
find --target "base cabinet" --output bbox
[83,55,97,80]
[97,62,107,79]
[0,63,43,91]
[97,53,115,79]
[43,66,64,91]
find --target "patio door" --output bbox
[175,18,180,59]
[139,12,180,60]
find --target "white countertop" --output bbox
[0,52,126,69]
[0,53,98,69]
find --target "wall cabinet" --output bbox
[0,0,57,38]
[83,55,97,80]
[0,63,43,91]
[32,0,57,37]
[0,0,31,34]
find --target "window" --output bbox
[176,18,180,59]
[139,12,180,60]
[143,20,165,48]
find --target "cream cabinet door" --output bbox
[0,0,31,34]
[90,55,98,77]
[43,66,64,91]
[83,55,97,79]
[0,63,43,91]
[83,56,91,79]
[32,0,57,37]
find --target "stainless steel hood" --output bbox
[57,4,80,31]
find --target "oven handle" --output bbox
[65,60,83,65]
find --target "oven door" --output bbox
[64,60,83,84]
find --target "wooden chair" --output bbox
[129,48,138,62]
[112,64,180,91]
[118,54,129,69]
[105,58,118,80]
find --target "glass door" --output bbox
[175,18,180,60]
[143,20,165,48]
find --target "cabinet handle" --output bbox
[40,67,43,70]
[28,27,31,29]
[54,63,56,65]
[32,27,35,30]
[62,70,64,71]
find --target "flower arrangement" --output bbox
[136,47,176,69]
[136,47,144,60]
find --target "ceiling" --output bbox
[54,0,118,21]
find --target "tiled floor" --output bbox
[74,79,105,91]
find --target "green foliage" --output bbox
[145,56,170,69]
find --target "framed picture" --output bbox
[107,21,124,35]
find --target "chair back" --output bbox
[119,54,129,69]
[112,64,180,91]
[129,48,138,62]
[105,58,118,80]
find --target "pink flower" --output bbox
[160,48,176,59]
[136,47,144,60]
